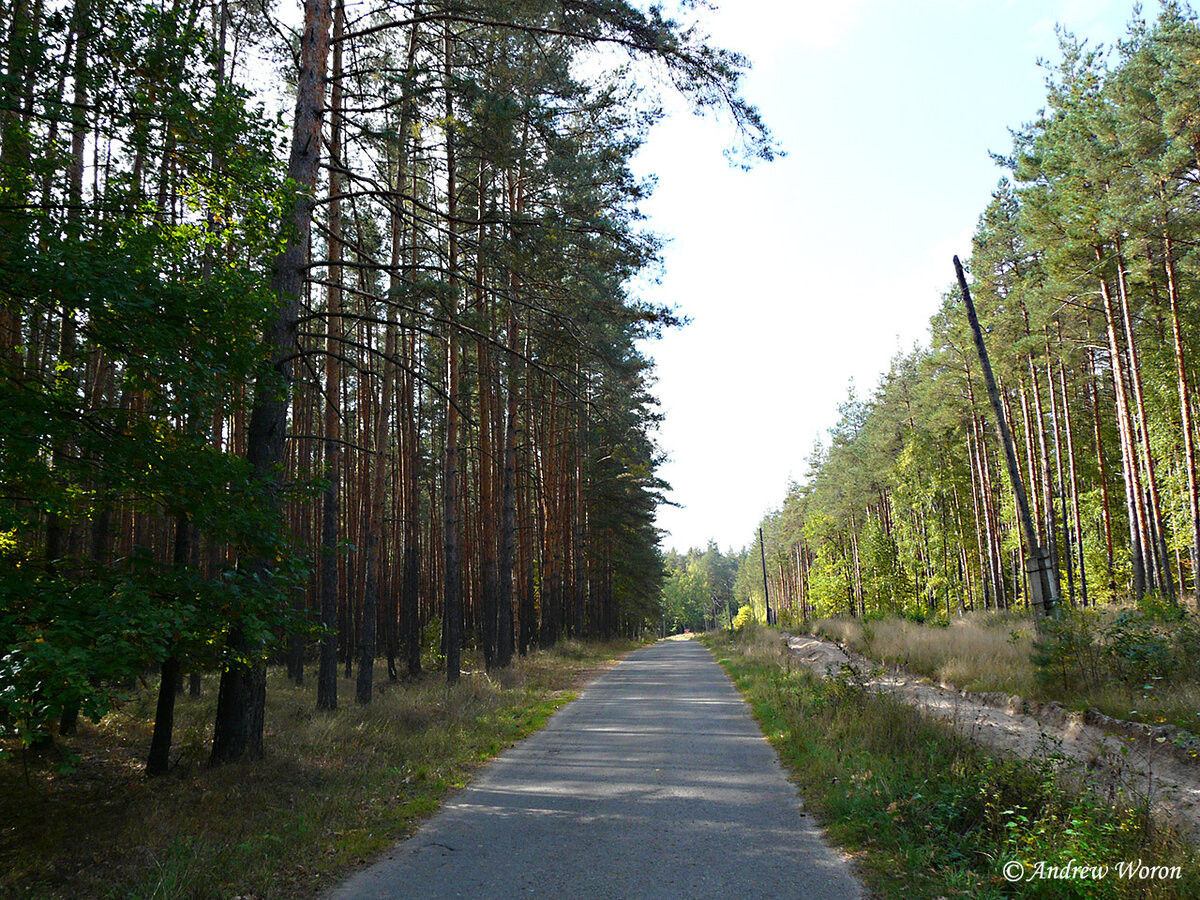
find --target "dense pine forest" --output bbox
[743,5,1200,625]
[0,0,773,769]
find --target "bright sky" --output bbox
[636,0,1144,554]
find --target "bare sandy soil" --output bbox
[783,633,1200,842]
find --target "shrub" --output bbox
[1103,609,1174,685]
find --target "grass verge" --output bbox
[702,626,1200,899]
[0,639,634,899]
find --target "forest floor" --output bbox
[0,641,636,900]
[783,632,1200,843]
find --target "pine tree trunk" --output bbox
[966,415,993,609]
[1055,343,1088,607]
[441,21,462,685]
[315,0,345,713]
[478,323,499,671]
[1163,233,1200,595]
[1116,243,1174,600]
[1042,334,1074,606]
[356,532,378,704]
[1017,378,1044,547]
[147,512,190,775]
[1088,349,1116,594]
[496,307,520,669]
[1097,261,1146,600]
[212,0,332,763]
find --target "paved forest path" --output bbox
[326,638,863,900]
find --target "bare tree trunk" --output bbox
[954,257,1052,616]
[211,0,332,764]
[1116,242,1174,600]
[1163,233,1200,596]
[1055,338,1087,607]
[316,0,345,713]
[147,512,190,775]
[1043,331,1074,606]
[441,20,462,685]
[1082,349,1114,598]
[1096,260,1146,601]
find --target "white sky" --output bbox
[636,0,1144,554]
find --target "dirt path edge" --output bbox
[783,632,1200,843]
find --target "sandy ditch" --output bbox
[783,633,1200,843]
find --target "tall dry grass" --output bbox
[807,607,1200,732]
[810,611,1037,695]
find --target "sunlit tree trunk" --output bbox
[1115,241,1174,600]
[1163,234,1200,594]
[1096,262,1146,600]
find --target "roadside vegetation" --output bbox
[803,606,1200,736]
[0,640,633,900]
[704,625,1200,900]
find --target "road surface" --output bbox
[326,638,863,899]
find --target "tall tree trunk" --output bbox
[1096,259,1146,600]
[441,20,462,685]
[356,532,378,704]
[1042,332,1074,606]
[954,257,1052,615]
[1055,338,1087,607]
[316,0,345,713]
[496,310,520,668]
[1088,349,1116,595]
[1115,241,1174,601]
[1163,233,1200,595]
[211,0,332,764]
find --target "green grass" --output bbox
[0,639,636,899]
[703,626,1200,900]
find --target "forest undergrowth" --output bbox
[703,625,1200,900]
[0,640,634,900]
[806,607,1200,736]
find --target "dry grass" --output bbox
[0,640,635,900]
[806,608,1200,733]
[729,623,789,668]
[810,611,1038,695]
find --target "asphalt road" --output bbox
[325,638,864,900]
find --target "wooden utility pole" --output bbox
[759,528,774,625]
[954,256,1057,618]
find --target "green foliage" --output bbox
[0,0,303,748]
[732,604,754,630]
[1104,609,1176,685]
[422,616,445,669]
[1033,605,1200,696]
[1032,610,1105,694]
[661,543,743,632]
